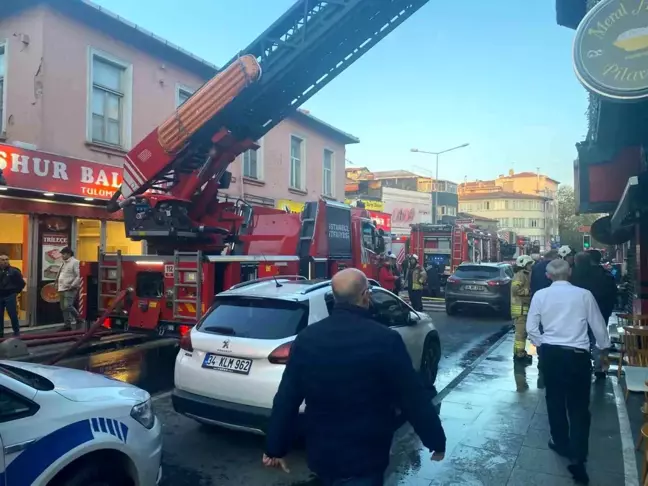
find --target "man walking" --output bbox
[512,255,534,363]
[263,268,446,485]
[530,249,559,298]
[0,255,25,337]
[526,259,610,485]
[56,247,82,331]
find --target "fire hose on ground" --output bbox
[47,288,132,365]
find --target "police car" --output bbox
[0,360,162,486]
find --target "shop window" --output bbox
[105,221,142,255]
[77,219,101,262]
[0,214,28,323]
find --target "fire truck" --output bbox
[82,0,427,336]
[408,223,501,284]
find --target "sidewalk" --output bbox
[385,333,636,486]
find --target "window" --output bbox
[0,43,5,133]
[243,149,259,179]
[199,297,309,339]
[498,218,509,227]
[513,218,525,228]
[484,201,491,210]
[323,149,334,196]
[369,289,410,327]
[89,51,131,148]
[0,389,35,423]
[455,265,500,279]
[529,218,540,228]
[176,85,194,108]
[290,135,304,190]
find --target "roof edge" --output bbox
[293,110,359,145]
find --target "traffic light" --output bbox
[583,234,591,249]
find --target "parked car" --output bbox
[444,263,512,318]
[0,361,162,486]
[172,277,441,434]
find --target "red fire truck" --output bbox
[81,0,426,336]
[408,223,501,283]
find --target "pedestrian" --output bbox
[0,255,25,338]
[526,259,611,485]
[571,251,617,380]
[425,262,441,298]
[263,268,446,485]
[378,258,396,292]
[512,254,534,364]
[405,255,414,303]
[530,249,559,298]
[409,255,427,312]
[389,254,402,294]
[55,247,82,331]
[558,245,576,267]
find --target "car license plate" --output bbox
[202,353,252,375]
[464,285,483,291]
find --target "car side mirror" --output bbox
[408,311,420,325]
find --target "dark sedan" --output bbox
[445,263,512,318]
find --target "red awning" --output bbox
[0,195,122,221]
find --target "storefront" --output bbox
[0,143,140,327]
[382,187,432,236]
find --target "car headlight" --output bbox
[131,398,155,429]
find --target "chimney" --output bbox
[508,169,514,176]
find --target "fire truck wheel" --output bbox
[420,333,441,388]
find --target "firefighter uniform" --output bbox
[512,255,534,361]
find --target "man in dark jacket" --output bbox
[530,249,559,298]
[263,268,446,485]
[0,255,25,337]
[426,262,441,298]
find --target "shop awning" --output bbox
[611,174,648,232]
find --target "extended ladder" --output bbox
[98,250,123,312]
[172,251,203,321]
[451,227,464,272]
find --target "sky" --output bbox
[93,0,588,186]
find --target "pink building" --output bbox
[0,0,357,327]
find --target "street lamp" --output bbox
[410,143,469,223]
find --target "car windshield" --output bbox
[454,266,501,279]
[0,363,55,391]
[198,297,309,339]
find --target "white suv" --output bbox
[172,277,441,434]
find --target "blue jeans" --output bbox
[319,474,384,486]
[0,294,20,337]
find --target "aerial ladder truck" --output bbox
[88,0,431,337]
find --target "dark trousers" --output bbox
[319,474,384,486]
[540,344,591,463]
[0,294,20,337]
[410,289,423,311]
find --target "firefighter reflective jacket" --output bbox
[411,266,427,291]
[511,270,531,317]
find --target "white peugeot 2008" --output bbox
[172,278,441,434]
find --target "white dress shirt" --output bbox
[526,281,611,351]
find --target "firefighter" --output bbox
[512,254,534,363]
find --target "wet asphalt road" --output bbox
[60,309,512,486]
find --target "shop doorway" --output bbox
[0,214,29,328]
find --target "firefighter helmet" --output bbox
[516,255,534,268]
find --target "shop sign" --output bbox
[455,218,475,225]
[41,233,68,281]
[344,198,385,212]
[368,210,391,232]
[276,199,305,214]
[573,0,648,101]
[0,143,123,199]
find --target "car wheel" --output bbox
[52,460,132,486]
[446,302,457,315]
[420,333,441,388]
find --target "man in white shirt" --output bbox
[55,247,82,330]
[526,259,610,485]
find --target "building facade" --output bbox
[0,1,354,326]
[459,192,552,249]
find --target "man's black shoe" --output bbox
[548,440,570,458]
[567,463,589,485]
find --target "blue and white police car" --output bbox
[0,360,162,486]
